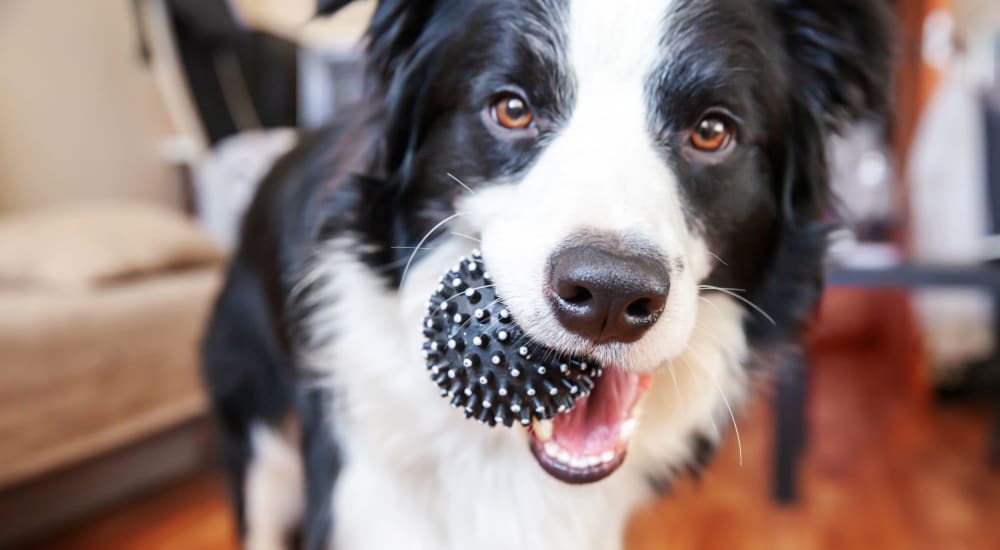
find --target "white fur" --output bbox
[469,0,711,373]
[245,423,304,550]
[305,243,747,550]
[301,1,751,548]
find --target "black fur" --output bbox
[203,0,894,545]
[200,127,348,537]
[687,431,720,478]
[655,0,894,347]
[299,386,342,550]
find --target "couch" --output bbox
[0,201,224,544]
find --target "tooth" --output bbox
[601,451,616,464]
[532,419,554,442]
[557,450,571,464]
[545,442,559,458]
[587,456,601,467]
[620,419,638,440]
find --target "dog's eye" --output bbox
[689,115,734,152]
[491,94,534,130]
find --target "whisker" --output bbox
[687,346,744,467]
[467,303,505,340]
[698,296,723,317]
[450,232,481,244]
[543,346,560,365]
[371,257,413,273]
[472,313,502,338]
[456,297,500,334]
[698,285,775,326]
[446,173,474,194]
[401,213,463,284]
[666,359,684,415]
[511,331,534,351]
[707,251,729,266]
[429,285,496,316]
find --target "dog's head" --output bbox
[320,0,892,483]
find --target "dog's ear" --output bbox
[362,0,440,87]
[313,0,442,178]
[740,1,895,346]
[316,1,438,81]
[766,0,895,220]
[771,0,895,130]
[345,0,442,177]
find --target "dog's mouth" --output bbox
[529,368,653,483]
[422,250,657,483]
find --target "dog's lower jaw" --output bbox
[307,240,749,550]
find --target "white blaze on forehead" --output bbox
[518,0,684,240]
[565,0,673,82]
[463,0,702,368]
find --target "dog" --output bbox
[201,1,893,548]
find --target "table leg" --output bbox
[774,350,807,504]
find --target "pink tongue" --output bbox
[551,367,646,456]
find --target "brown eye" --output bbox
[492,94,534,130]
[690,116,734,152]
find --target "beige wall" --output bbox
[232,0,314,31]
[0,0,182,213]
[232,0,373,46]
[954,0,1000,34]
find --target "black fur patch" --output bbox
[687,432,720,478]
[300,386,343,550]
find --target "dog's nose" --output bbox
[548,245,670,344]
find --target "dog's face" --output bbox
[454,0,783,366]
[437,1,782,482]
[321,0,890,483]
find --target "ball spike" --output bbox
[422,251,605,428]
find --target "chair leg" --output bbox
[773,350,808,504]
[989,294,1000,468]
[990,402,1000,468]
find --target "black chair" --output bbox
[132,0,300,145]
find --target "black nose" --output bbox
[548,244,670,344]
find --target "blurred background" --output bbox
[0,0,998,548]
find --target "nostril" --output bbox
[625,298,654,319]
[562,285,593,305]
[624,294,667,324]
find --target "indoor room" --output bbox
[0,0,998,548]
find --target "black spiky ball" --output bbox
[422,250,603,428]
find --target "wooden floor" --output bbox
[33,293,1000,550]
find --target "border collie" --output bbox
[202,1,892,548]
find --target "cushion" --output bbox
[0,201,225,289]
